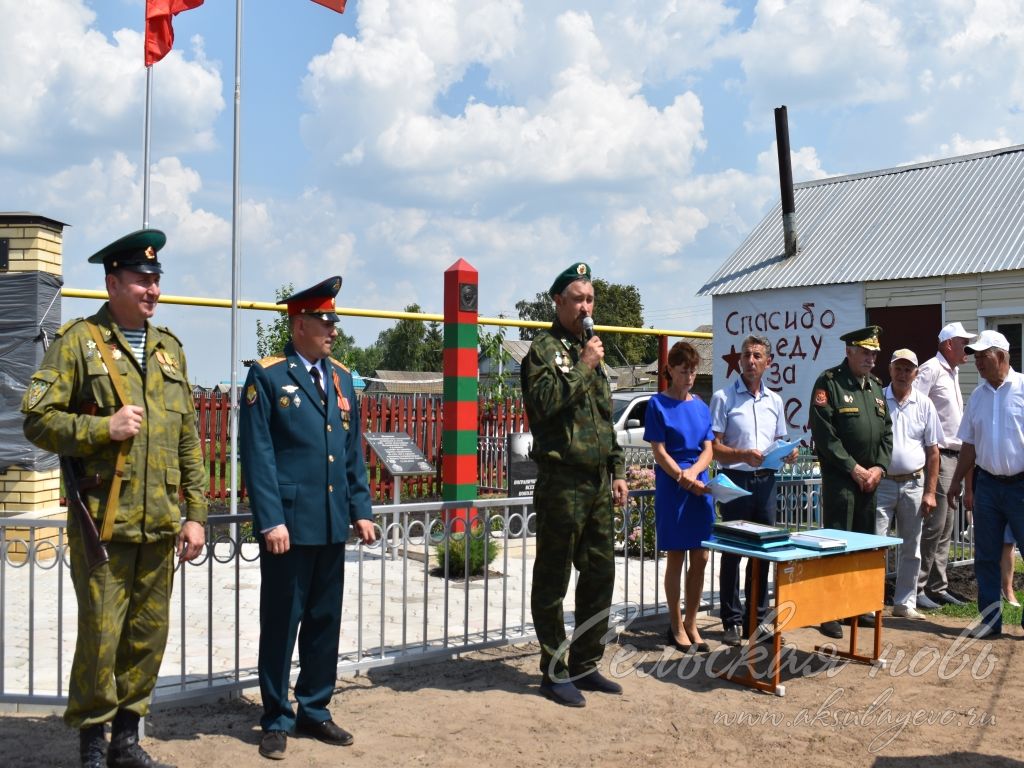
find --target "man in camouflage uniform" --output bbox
[809,325,893,638]
[520,262,629,707]
[22,230,207,768]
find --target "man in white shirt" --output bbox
[948,330,1024,638]
[710,335,795,645]
[874,350,942,619]
[913,321,975,609]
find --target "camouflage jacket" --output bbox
[22,303,208,542]
[809,358,893,476]
[520,319,625,479]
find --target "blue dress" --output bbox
[643,392,715,551]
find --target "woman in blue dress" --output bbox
[643,341,715,652]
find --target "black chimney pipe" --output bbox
[774,105,798,258]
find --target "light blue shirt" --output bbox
[710,377,788,471]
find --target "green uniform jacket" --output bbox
[520,319,625,480]
[809,358,893,476]
[22,303,208,542]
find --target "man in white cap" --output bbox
[947,330,1024,638]
[913,321,976,608]
[875,349,942,619]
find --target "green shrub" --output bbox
[436,526,501,576]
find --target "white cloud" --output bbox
[0,0,222,162]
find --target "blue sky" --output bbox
[3,0,1023,385]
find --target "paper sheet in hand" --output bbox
[706,473,753,503]
[760,439,800,471]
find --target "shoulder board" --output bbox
[328,356,350,373]
[869,373,883,385]
[55,318,86,337]
[154,325,184,346]
[824,370,835,380]
[257,356,286,369]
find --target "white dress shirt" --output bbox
[914,352,964,450]
[957,368,1024,476]
[884,385,942,475]
[710,378,788,471]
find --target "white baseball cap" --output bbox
[966,329,1010,353]
[890,348,919,366]
[938,322,976,342]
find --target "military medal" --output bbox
[293,394,301,408]
[281,384,300,408]
[111,347,122,361]
[279,396,291,407]
[85,340,97,361]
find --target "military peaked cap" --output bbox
[549,262,592,297]
[839,325,882,351]
[88,229,166,275]
[283,275,342,322]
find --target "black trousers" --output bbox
[717,469,778,631]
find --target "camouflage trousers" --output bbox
[64,531,175,729]
[531,464,615,681]
[821,471,877,534]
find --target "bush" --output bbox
[436,525,501,576]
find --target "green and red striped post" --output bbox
[442,259,479,532]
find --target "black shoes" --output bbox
[79,724,106,768]
[845,613,876,627]
[258,731,287,760]
[539,678,586,707]
[929,590,965,606]
[965,623,1002,640]
[572,670,623,695]
[819,621,843,639]
[721,626,742,647]
[295,718,354,746]
[665,627,695,653]
[107,711,174,768]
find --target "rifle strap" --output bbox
[86,322,133,542]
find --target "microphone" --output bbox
[582,317,605,378]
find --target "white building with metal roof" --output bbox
[699,144,1024,438]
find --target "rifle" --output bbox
[60,455,109,571]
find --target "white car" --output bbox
[612,391,653,448]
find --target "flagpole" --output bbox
[143,66,153,228]
[228,0,243,519]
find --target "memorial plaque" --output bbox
[507,432,537,499]
[364,432,434,476]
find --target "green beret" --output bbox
[88,229,166,275]
[840,325,882,351]
[549,262,592,297]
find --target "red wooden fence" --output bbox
[193,392,528,503]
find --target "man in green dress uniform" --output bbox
[239,276,376,760]
[520,262,629,707]
[22,230,208,768]
[809,325,893,638]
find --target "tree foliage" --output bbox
[376,303,429,371]
[254,283,294,359]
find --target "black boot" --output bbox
[79,724,107,768]
[107,711,175,768]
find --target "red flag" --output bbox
[145,0,204,67]
[311,0,347,12]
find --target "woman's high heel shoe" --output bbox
[665,626,695,653]
[1003,589,1021,608]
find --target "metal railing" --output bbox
[0,477,975,711]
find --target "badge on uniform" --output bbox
[279,395,291,408]
[110,346,122,361]
[85,340,97,361]
[814,389,828,406]
[281,384,300,408]
[843,394,853,403]
[246,384,258,406]
[26,379,50,408]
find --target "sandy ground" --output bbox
[3,611,1023,768]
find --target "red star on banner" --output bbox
[722,344,742,379]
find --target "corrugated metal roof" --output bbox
[699,144,1024,296]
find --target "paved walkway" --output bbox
[0,535,735,702]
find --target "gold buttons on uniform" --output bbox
[328,455,335,463]
[328,485,334,492]
[327,424,332,432]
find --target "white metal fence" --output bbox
[0,471,974,711]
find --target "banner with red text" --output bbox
[711,283,865,439]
